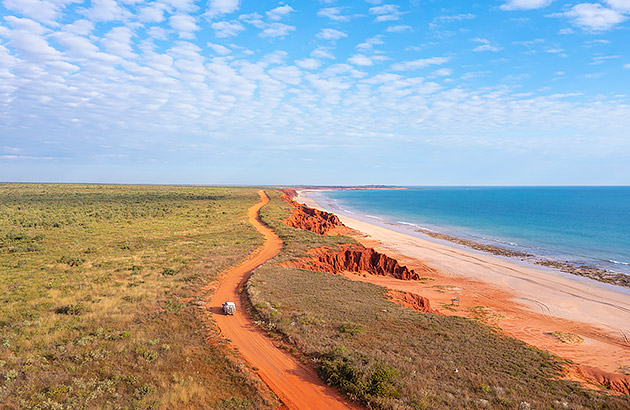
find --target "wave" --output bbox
[606,259,630,266]
[396,220,420,227]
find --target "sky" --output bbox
[1,0,629,185]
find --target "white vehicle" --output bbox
[222,301,236,315]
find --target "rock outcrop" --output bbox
[566,364,630,395]
[281,190,347,236]
[281,244,427,280]
[388,290,438,314]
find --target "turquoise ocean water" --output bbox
[310,187,630,275]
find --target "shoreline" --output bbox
[301,188,630,287]
[296,189,630,373]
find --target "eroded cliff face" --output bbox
[566,364,630,395]
[281,244,428,280]
[281,190,347,235]
[388,290,437,314]
[285,204,345,235]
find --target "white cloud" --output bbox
[266,5,294,21]
[61,19,94,36]
[170,15,201,39]
[5,16,48,34]
[607,0,630,12]
[432,68,453,77]
[391,57,450,71]
[160,0,198,12]
[311,47,334,59]
[102,26,135,58]
[348,54,373,66]
[590,55,619,64]
[262,50,288,64]
[317,7,351,22]
[369,4,402,22]
[207,42,231,55]
[430,13,476,26]
[316,28,347,40]
[296,58,321,70]
[6,28,62,62]
[205,0,240,19]
[268,65,302,85]
[356,35,384,51]
[386,25,412,33]
[564,3,626,31]
[139,3,167,23]
[472,38,501,52]
[82,0,130,22]
[211,20,245,38]
[2,0,72,26]
[50,30,118,62]
[259,23,295,38]
[147,26,168,40]
[501,0,552,11]
[624,63,630,69]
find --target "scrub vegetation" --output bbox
[0,184,273,410]
[248,191,630,409]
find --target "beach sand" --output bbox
[297,190,630,373]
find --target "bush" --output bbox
[54,304,86,315]
[162,267,176,276]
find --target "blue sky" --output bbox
[1,0,629,185]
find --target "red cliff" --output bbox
[388,290,438,314]
[281,190,347,236]
[566,364,630,395]
[281,244,427,281]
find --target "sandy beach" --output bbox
[297,190,630,374]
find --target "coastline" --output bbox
[303,188,630,286]
[296,189,630,373]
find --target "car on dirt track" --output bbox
[222,301,236,315]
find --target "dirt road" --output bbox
[207,191,360,410]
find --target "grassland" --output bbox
[248,190,630,409]
[0,184,274,410]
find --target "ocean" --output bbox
[309,187,630,275]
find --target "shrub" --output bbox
[54,304,86,315]
[162,267,176,276]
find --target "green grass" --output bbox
[248,190,630,409]
[0,184,274,410]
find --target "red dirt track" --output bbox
[207,191,361,410]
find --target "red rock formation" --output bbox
[565,364,630,395]
[280,190,347,235]
[282,244,426,281]
[280,188,298,201]
[388,290,438,314]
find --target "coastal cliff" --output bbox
[281,244,426,280]
[566,364,630,395]
[281,190,346,235]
